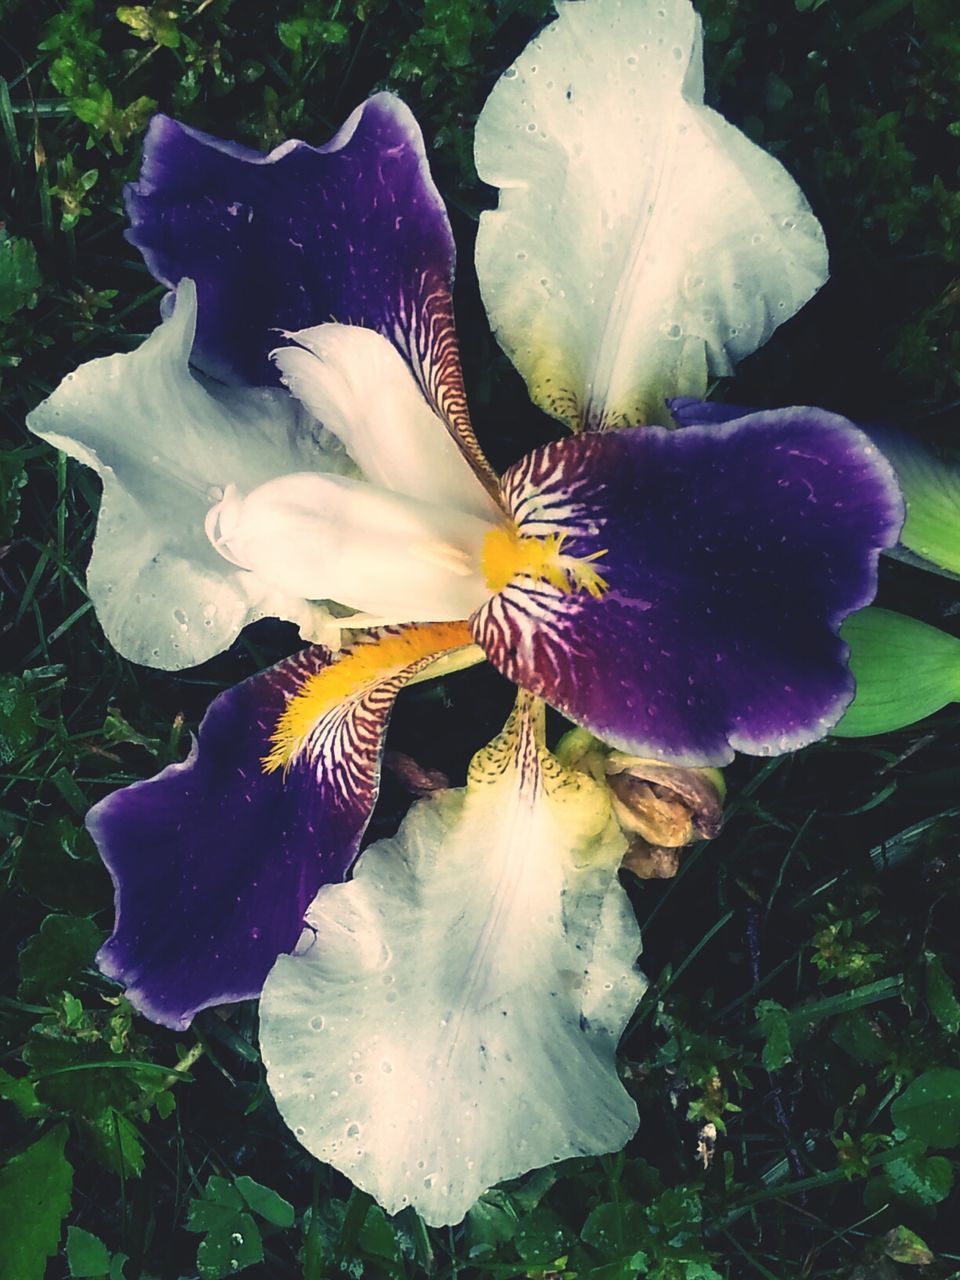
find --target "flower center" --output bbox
[481,526,609,598]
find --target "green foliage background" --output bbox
[1,0,959,1277]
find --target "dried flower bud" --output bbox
[555,729,725,878]
[383,750,449,797]
[620,841,682,879]
[604,753,724,846]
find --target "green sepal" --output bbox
[833,608,960,737]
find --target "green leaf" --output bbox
[514,1204,570,1267]
[0,674,40,765]
[357,1204,399,1261]
[834,609,960,736]
[66,1225,111,1277]
[869,811,960,874]
[830,1010,888,1064]
[646,1185,703,1242]
[154,1089,176,1120]
[0,448,28,539]
[0,1125,73,1280]
[914,0,957,31]
[235,1175,294,1228]
[277,15,347,54]
[108,1255,129,1280]
[890,1067,960,1147]
[82,1109,144,1179]
[15,817,109,915]
[22,1027,151,1118]
[581,1202,649,1260]
[873,428,960,575]
[101,708,161,754]
[196,1214,262,1279]
[755,999,793,1070]
[187,1177,265,1280]
[876,1148,954,1207]
[116,4,180,47]
[925,953,960,1034]
[185,1176,245,1231]
[62,993,85,1029]
[301,1201,347,1276]
[336,1189,373,1261]
[18,914,105,1001]
[0,228,41,322]
[465,1189,520,1258]
[0,1066,42,1117]
[575,1257,650,1280]
[765,71,794,112]
[882,1225,935,1265]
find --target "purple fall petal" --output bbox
[91,643,413,1030]
[667,397,755,427]
[125,95,462,402]
[472,408,904,766]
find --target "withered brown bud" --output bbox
[620,840,682,879]
[383,750,449,797]
[555,729,725,878]
[604,754,724,846]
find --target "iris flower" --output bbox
[29,0,902,1226]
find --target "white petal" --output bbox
[273,325,502,522]
[27,280,356,669]
[474,0,828,429]
[207,471,496,623]
[259,697,646,1227]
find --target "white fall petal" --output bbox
[474,0,828,430]
[259,697,647,1227]
[26,280,357,669]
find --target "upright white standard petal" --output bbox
[27,281,356,668]
[273,326,502,523]
[475,0,828,430]
[259,696,646,1227]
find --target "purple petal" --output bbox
[667,397,755,427]
[92,624,467,1029]
[126,96,459,396]
[472,408,904,766]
